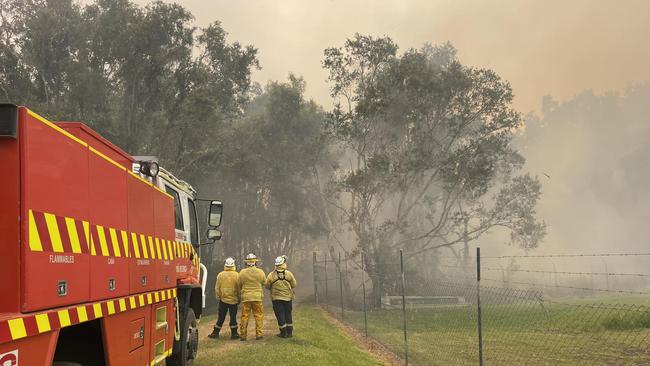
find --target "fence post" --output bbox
[361,254,368,337]
[324,254,329,311]
[476,247,484,366]
[339,252,345,320]
[345,254,349,307]
[313,252,319,305]
[400,249,409,365]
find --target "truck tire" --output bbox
[53,363,83,366]
[167,308,198,366]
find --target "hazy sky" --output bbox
[128,0,650,113]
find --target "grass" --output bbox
[195,305,384,366]
[341,299,650,366]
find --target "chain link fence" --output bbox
[312,248,650,365]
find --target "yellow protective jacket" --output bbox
[215,266,240,305]
[265,264,297,301]
[239,266,266,302]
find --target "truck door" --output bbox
[163,185,195,283]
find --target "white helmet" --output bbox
[245,253,258,265]
[274,255,287,266]
[224,257,235,267]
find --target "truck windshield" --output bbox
[187,198,199,246]
[165,186,184,231]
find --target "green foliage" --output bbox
[0,0,258,171]
[199,76,330,268]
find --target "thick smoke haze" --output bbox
[519,86,650,254]
[126,0,650,113]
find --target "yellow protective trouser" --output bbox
[239,301,264,339]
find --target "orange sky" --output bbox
[130,0,650,113]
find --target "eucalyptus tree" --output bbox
[323,35,546,302]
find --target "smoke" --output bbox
[520,85,650,254]
[474,85,650,292]
[123,0,650,113]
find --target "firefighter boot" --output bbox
[230,327,240,340]
[286,325,293,338]
[277,327,287,338]
[208,327,220,339]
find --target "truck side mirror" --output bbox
[208,200,223,228]
[207,229,222,241]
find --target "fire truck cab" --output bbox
[0,104,222,366]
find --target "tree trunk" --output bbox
[369,272,383,309]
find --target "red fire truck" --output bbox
[0,104,223,366]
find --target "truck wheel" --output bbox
[167,308,198,366]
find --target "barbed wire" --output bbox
[482,267,650,278]
[482,252,650,259]
[481,277,650,295]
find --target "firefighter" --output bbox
[238,253,266,341]
[208,257,240,339]
[265,255,297,338]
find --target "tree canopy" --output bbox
[323,35,545,301]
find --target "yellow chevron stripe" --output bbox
[44,212,64,253]
[109,228,121,257]
[93,303,103,318]
[64,217,82,254]
[8,318,26,340]
[107,301,116,315]
[148,236,156,260]
[161,240,169,260]
[83,221,93,254]
[76,306,88,323]
[140,235,149,259]
[35,313,51,333]
[28,210,43,252]
[5,289,174,342]
[155,238,162,260]
[121,230,130,257]
[167,240,174,261]
[96,226,109,257]
[132,233,141,258]
[58,310,71,327]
